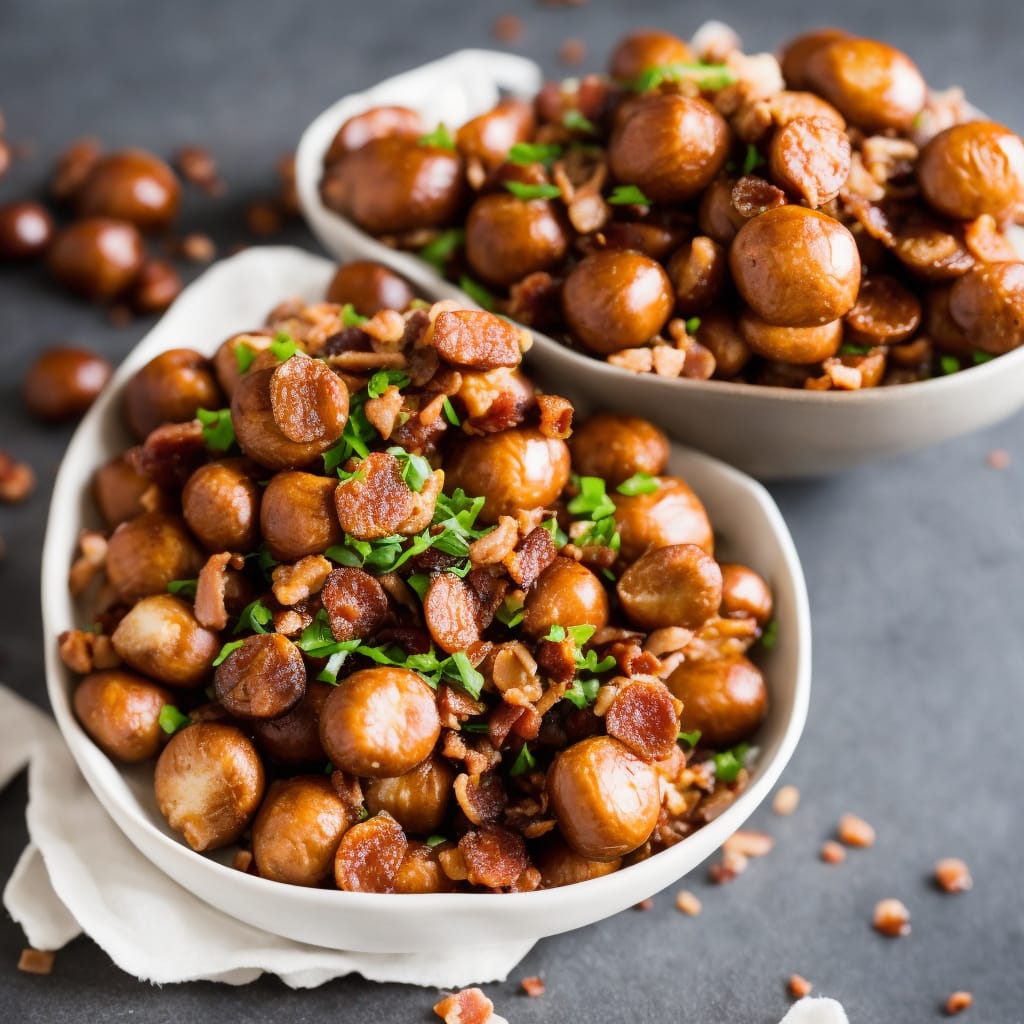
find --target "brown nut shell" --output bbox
[548,735,660,861]
[260,471,342,562]
[569,413,669,486]
[948,262,1024,355]
[666,655,768,748]
[76,149,181,232]
[739,310,843,364]
[456,97,535,170]
[719,564,773,625]
[252,776,349,886]
[73,670,173,763]
[537,838,621,888]
[326,260,415,315]
[319,667,440,778]
[613,476,714,562]
[364,753,455,834]
[155,722,265,851]
[49,217,144,302]
[23,346,112,422]
[334,811,408,893]
[105,511,203,603]
[269,355,349,445]
[563,249,674,354]
[324,106,423,165]
[729,205,861,327]
[779,28,852,90]
[123,348,222,440]
[617,543,723,631]
[431,308,524,370]
[182,459,261,553]
[215,633,307,720]
[522,557,610,640]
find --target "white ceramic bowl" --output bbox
[42,246,810,954]
[296,50,1024,481]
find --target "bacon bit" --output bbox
[0,451,35,503]
[469,516,519,565]
[273,608,311,636]
[823,358,863,391]
[643,627,694,657]
[491,641,540,696]
[535,637,576,684]
[651,344,687,378]
[608,348,653,374]
[195,552,243,630]
[418,391,451,428]
[58,629,95,674]
[272,554,333,607]
[232,849,254,873]
[453,773,507,825]
[674,889,702,916]
[503,526,556,588]
[862,135,918,184]
[17,948,55,976]
[362,309,407,346]
[935,858,973,894]
[460,825,530,888]
[438,845,469,882]
[987,449,1010,470]
[945,991,973,1015]
[724,830,775,858]
[820,840,846,865]
[771,784,800,816]
[838,813,876,848]
[873,898,911,937]
[634,897,654,911]
[68,529,108,596]
[132,419,207,490]
[434,987,495,1024]
[788,974,813,999]
[521,975,546,997]
[536,394,574,439]
[731,175,786,219]
[364,385,405,440]
[709,848,748,884]
[534,680,568,717]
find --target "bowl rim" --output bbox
[41,245,811,922]
[294,47,1024,405]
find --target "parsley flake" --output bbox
[269,332,298,362]
[418,228,465,272]
[742,143,765,176]
[507,142,563,167]
[167,578,198,599]
[504,180,563,201]
[939,355,960,376]
[442,396,461,426]
[386,445,434,492]
[234,599,273,636]
[761,619,779,650]
[196,408,236,453]
[630,62,736,93]
[840,343,873,356]
[459,274,495,311]
[158,705,190,735]
[425,834,448,848]
[607,184,651,206]
[686,316,702,335]
[340,303,369,327]
[616,472,659,497]
[973,351,995,365]
[562,109,597,134]
[509,743,537,776]
[677,729,702,746]
[563,676,601,710]
[367,368,410,398]
[234,342,258,374]
[212,639,245,667]
[713,742,751,783]
[418,123,456,150]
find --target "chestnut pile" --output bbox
[60,260,775,893]
[320,26,1024,390]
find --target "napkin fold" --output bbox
[0,686,849,1021]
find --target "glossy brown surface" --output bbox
[844,275,922,347]
[325,260,415,315]
[250,682,331,766]
[719,564,774,625]
[215,632,307,720]
[0,201,54,260]
[918,122,1024,224]
[617,544,723,631]
[730,205,860,327]
[129,258,182,313]
[465,193,569,287]
[948,262,1024,355]
[321,566,389,642]
[443,429,570,522]
[324,105,422,165]
[154,723,265,851]
[364,753,455,834]
[608,29,692,81]
[613,476,713,562]
[666,656,768,748]
[548,735,661,861]
[537,839,621,889]
[319,667,441,778]
[22,346,111,421]
[456,97,535,170]
[93,456,153,528]
[73,670,172,763]
[123,347,222,440]
[779,27,852,90]
[182,459,261,552]
[252,776,349,886]
[562,249,673,354]
[522,557,610,639]
[608,94,730,203]
[76,149,181,231]
[666,235,727,316]
[260,471,342,562]
[739,311,843,364]
[104,511,203,603]
[48,217,144,301]
[568,413,669,486]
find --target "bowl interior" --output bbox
[42,245,811,953]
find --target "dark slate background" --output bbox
[1,0,1023,1020]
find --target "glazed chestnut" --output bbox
[465,193,569,288]
[22,346,111,421]
[844,275,922,347]
[730,206,860,327]
[522,557,610,640]
[182,459,261,552]
[252,776,349,886]
[456,97,535,170]
[536,838,621,888]
[602,219,687,262]
[215,633,307,720]
[918,122,1024,224]
[562,249,674,354]
[111,593,220,687]
[323,105,422,166]
[319,667,441,778]
[609,29,692,82]
[250,682,332,765]
[767,90,846,131]
[123,347,223,440]
[155,722,265,851]
[93,455,154,527]
[0,201,55,260]
[548,735,661,861]
[48,217,144,301]
[613,475,714,562]
[948,262,1024,355]
[697,177,746,246]
[739,310,843,364]
[105,511,203,603]
[260,471,342,562]
[617,544,723,631]
[666,236,728,316]
[321,136,465,235]
[778,27,851,90]
[892,217,974,283]
[231,359,349,471]
[569,413,669,486]
[443,429,570,523]
[719,564,773,625]
[76,149,181,232]
[212,332,273,399]
[608,94,730,203]
[364,753,455,834]
[695,312,753,379]
[325,260,415,315]
[802,37,926,133]
[666,656,767,748]
[393,841,456,894]
[767,117,851,208]
[73,670,173,763]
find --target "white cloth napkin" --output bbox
[0,685,849,1021]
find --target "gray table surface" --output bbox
[2,0,1023,1020]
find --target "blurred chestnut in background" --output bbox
[609,29,692,82]
[326,260,415,315]
[123,347,222,439]
[129,259,183,314]
[0,201,55,260]
[76,149,181,232]
[48,217,144,302]
[23,346,112,421]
